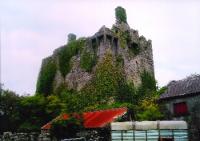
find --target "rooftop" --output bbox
[41,107,127,130]
[160,74,200,100]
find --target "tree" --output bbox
[18,95,47,132]
[0,89,22,134]
[46,95,65,118]
[115,6,127,23]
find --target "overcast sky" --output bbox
[1,0,200,95]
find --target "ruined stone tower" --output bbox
[36,7,154,95]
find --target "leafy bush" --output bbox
[115,6,127,23]
[136,96,163,121]
[36,57,57,96]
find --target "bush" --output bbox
[136,96,164,121]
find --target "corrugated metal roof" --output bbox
[41,108,127,130]
[160,74,200,100]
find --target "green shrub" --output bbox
[135,96,164,121]
[36,57,57,96]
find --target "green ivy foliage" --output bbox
[58,38,86,77]
[137,70,157,99]
[80,50,97,72]
[116,54,124,67]
[113,29,130,49]
[115,6,127,23]
[36,57,57,96]
[80,52,121,107]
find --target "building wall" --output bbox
[163,94,200,141]
[164,95,200,120]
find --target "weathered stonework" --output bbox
[65,56,93,91]
[0,132,51,141]
[37,16,154,93]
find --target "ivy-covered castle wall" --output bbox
[36,6,154,99]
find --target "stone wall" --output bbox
[0,132,51,141]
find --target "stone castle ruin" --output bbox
[36,7,154,95]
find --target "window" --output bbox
[173,102,188,116]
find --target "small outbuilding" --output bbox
[159,74,200,141]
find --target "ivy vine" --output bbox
[36,57,57,96]
[58,38,86,77]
